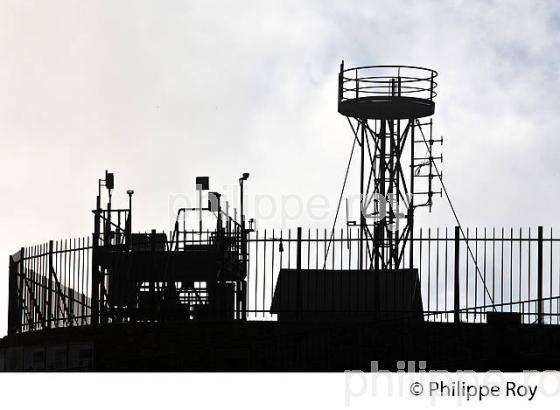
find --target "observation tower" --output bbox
[338,62,442,270]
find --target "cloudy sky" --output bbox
[1,0,560,333]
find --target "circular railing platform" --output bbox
[338,63,437,120]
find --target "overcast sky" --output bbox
[1,0,560,333]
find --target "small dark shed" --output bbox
[270,269,423,322]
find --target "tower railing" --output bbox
[339,64,438,102]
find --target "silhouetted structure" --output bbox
[2,63,560,372]
[338,63,441,271]
[271,268,423,322]
[91,172,248,325]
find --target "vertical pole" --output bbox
[47,240,54,329]
[240,180,246,278]
[91,195,100,326]
[538,225,543,325]
[198,189,202,233]
[454,226,460,323]
[359,121,365,270]
[338,60,344,105]
[378,119,387,269]
[409,120,415,270]
[239,179,248,321]
[19,247,25,332]
[296,227,302,315]
[8,254,18,335]
[127,191,133,248]
[106,195,112,247]
[392,118,399,268]
[101,194,110,324]
[150,228,156,293]
[150,229,159,320]
[174,221,179,251]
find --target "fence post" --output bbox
[92,201,100,326]
[296,227,302,316]
[454,226,460,323]
[8,254,18,335]
[47,240,54,329]
[538,226,543,325]
[20,248,25,332]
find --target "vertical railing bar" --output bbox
[444,227,448,322]
[509,227,521,312]
[33,246,37,329]
[548,227,553,324]
[492,228,496,316]
[538,226,543,325]
[296,227,302,316]
[53,241,57,327]
[31,246,35,328]
[528,228,531,319]
[324,228,328,311]
[37,246,42,329]
[465,227,469,322]
[501,228,505,312]
[20,249,24,332]
[29,247,33,330]
[76,238,81,324]
[436,227,440,320]
[82,237,86,325]
[21,247,25,331]
[28,246,33,328]
[72,238,76,324]
[35,245,41,329]
[254,230,259,318]
[453,226,460,323]
[558,231,560,325]
[483,227,488,320]
[86,237,90,321]
[474,227,478,321]
[40,245,43,327]
[263,229,267,318]
[315,228,319,269]
[68,240,72,324]
[35,246,39,328]
[324,228,328,269]
[38,245,42,329]
[287,229,291,270]
[44,244,47,327]
[44,243,49,327]
[348,228,352,270]
[26,247,30,330]
[71,238,75,324]
[331,227,336,269]
[271,229,275,319]
[517,227,522,317]
[64,239,68,325]
[427,228,431,316]
[28,246,32,329]
[246,232,252,320]
[419,228,423,310]
[340,228,344,271]
[38,245,43,329]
